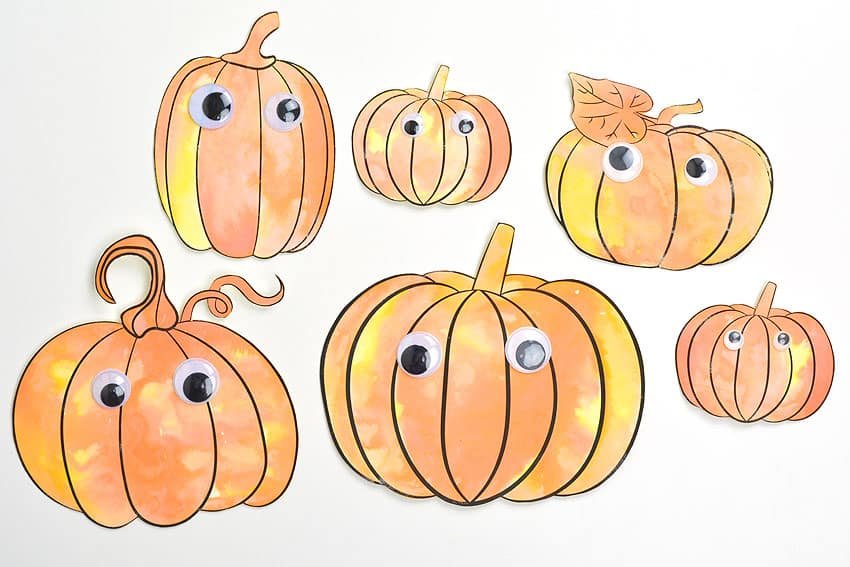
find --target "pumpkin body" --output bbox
[676,283,834,422]
[322,224,642,504]
[13,237,297,527]
[352,65,510,205]
[154,12,335,258]
[546,74,772,270]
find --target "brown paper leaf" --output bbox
[569,73,654,145]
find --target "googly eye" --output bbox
[602,143,643,182]
[724,330,744,351]
[188,84,233,129]
[505,327,552,373]
[397,332,441,377]
[774,332,791,350]
[451,111,475,136]
[401,113,425,137]
[173,358,219,404]
[264,93,303,132]
[684,154,718,186]
[91,369,131,409]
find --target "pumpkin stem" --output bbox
[754,281,777,316]
[427,65,450,99]
[222,12,279,68]
[95,235,178,337]
[656,99,703,125]
[472,224,515,293]
[180,275,284,321]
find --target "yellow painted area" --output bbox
[575,394,602,431]
[49,359,77,395]
[366,128,387,155]
[262,421,290,444]
[72,443,101,467]
[788,340,813,390]
[182,449,211,472]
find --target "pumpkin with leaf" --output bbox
[546,73,772,270]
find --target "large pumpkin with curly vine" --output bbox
[13,235,297,527]
[322,223,643,505]
[546,73,772,270]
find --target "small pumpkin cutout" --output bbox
[676,282,834,422]
[13,235,297,527]
[154,11,335,258]
[546,73,772,270]
[322,223,643,505]
[352,65,511,205]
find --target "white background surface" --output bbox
[1,0,847,565]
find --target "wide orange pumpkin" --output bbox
[546,73,772,269]
[13,235,297,527]
[321,223,643,505]
[154,11,335,258]
[676,282,834,422]
[352,65,511,205]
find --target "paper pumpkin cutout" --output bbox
[676,282,834,422]
[13,235,297,527]
[352,65,511,206]
[154,11,335,258]
[321,223,643,505]
[546,73,772,270]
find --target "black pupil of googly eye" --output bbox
[777,333,790,346]
[403,120,421,136]
[400,344,430,375]
[458,119,474,134]
[276,98,301,123]
[608,146,634,171]
[183,372,214,403]
[686,157,708,178]
[202,92,232,121]
[728,331,742,343]
[100,383,125,408]
[516,340,546,371]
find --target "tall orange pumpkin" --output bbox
[352,65,511,205]
[676,282,834,422]
[13,236,297,527]
[154,12,335,258]
[322,224,643,505]
[546,73,772,269]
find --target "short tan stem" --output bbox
[656,99,703,125]
[754,281,777,316]
[428,65,450,99]
[473,224,515,293]
[222,12,279,68]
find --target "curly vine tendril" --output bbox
[180,275,284,322]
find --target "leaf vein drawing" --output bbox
[569,72,654,145]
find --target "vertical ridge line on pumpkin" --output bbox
[751,318,794,421]
[786,312,834,421]
[354,91,410,195]
[56,329,128,527]
[480,292,559,503]
[431,100,470,205]
[675,305,730,406]
[738,317,771,422]
[195,63,230,255]
[421,100,448,204]
[343,283,456,488]
[464,97,507,203]
[472,223,514,294]
[270,65,308,252]
[551,279,643,496]
[768,316,816,422]
[385,99,425,204]
[159,58,221,223]
[441,98,488,204]
[407,100,431,205]
[657,136,680,267]
[502,287,605,501]
[252,70,263,256]
[390,291,473,503]
[708,315,751,421]
[552,135,581,230]
[169,329,268,510]
[685,309,740,417]
[592,172,618,263]
[288,62,334,251]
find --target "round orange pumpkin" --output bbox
[321,223,643,505]
[13,235,297,527]
[154,11,335,258]
[546,73,772,269]
[676,282,834,422]
[352,65,511,205]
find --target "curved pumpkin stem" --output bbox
[754,281,777,316]
[95,235,178,337]
[656,99,703,125]
[473,223,515,294]
[222,12,279,68]
[181,275,284,321]
[427,65,450,99]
